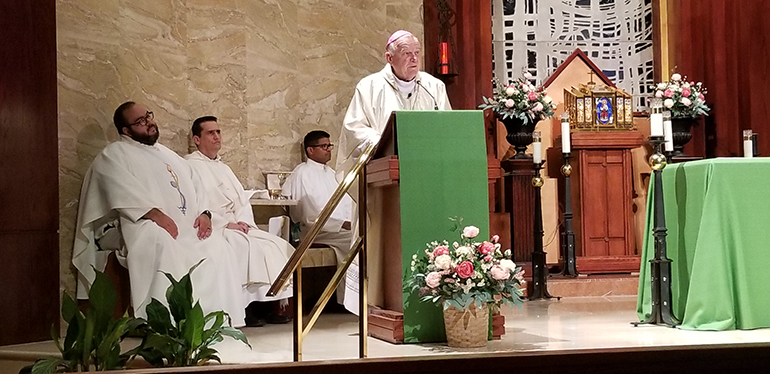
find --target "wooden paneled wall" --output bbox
[0,0,60,345]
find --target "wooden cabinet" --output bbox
[571,131,644,273]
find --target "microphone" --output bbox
[415,79,439,110]
[407,92,412,99]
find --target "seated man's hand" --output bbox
[342,221,351,230]
[142,208,179,239]
[226,221,250,234]
[193,213,212,240]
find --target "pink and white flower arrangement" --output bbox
[479,71,556,125]
[405,219,525,311]
[652,73,710,119]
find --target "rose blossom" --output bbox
[523,71,533,79]
[479,241,495,255]
[699,93,705,100]
[505,99,515,108]
[499,259,517,272]
[682,87,692,97]
[462,226,480,238]
[490,265,510,280]
[656,83,667,90]
[532,102,544,112]
[455,261,474,278]
[527,91,539,101]
[671,73,682,81]
[425,272,442,288]
[484,255,493,262]
[663,89,674,98]
[655,90,664,98]
[434,254,452,270]
[491,235,500,243]
[432,245,449,257]
[521,84,530,93]
[506,86,516,96]
[664,98,675,108]
[680,97,692,106]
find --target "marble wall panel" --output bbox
[58,0,423,297]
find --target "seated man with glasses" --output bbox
[281,130,354,307]
[71,101,249,327]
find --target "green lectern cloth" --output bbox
[394,110,490,343]
[636,158,770,330]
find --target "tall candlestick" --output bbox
[663,111,673,152]
[560,112,571,153]
[744,129,754,158]
[533,131,542,164]
[650,98,664,137]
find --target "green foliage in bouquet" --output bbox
[404,218,525,312]
[137,260,250,367]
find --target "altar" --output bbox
[636,158,770,330]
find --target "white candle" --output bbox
[649,98,664,137]
[744,130,754,158]
[532,131,542,164]
[560,113,571,153]
[663,112,673,152]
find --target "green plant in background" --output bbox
[24,269,146,373]
[137,260,250,367]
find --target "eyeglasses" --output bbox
[130,111,154,127]
[309,143,334,150]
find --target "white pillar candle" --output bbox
[560,112,571,153]
[663,111,673,152]
[744,130,754,158]
[532,131,542,164]
[649,98,664,137]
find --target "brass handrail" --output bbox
[267,140,378,361]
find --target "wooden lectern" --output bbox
[363,110,492,344]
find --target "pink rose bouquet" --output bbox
[405,218,525,311]
[479,71,556,125]
[652,73,710,119]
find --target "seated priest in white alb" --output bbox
[72,102,248,327]
[185,116,294,326]
[281,130,353,306]
[336,30,452,312]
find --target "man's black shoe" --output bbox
[265,313,292,324]
[245,315,266,327]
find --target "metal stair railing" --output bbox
[267,140,378,361]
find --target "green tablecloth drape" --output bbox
[636,158,770,330]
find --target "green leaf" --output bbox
[182,302,205,350]
[194,347,221,365]
[218,326,251,348]
[30,357,66,374]
[88,268,117,334]
[145,298,172,335]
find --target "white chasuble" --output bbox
[185,151,294,302]
[72,136,247,326]
[336,64,452,313]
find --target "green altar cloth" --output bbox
[395,110,490,343]
[636,158,770,330]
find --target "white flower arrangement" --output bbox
[653,73,711,119]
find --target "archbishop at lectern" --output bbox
[336,30,452,314]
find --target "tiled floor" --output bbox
[4,295,770,369]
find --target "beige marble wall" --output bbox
[58,0,423,295]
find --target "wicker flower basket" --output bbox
[442,302,489,348]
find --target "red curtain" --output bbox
[672,0,770,157]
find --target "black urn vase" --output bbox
[671,117,697,156]
[500,115,539,159]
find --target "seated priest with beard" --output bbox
[186,116,294,326]
[71,102,250,327]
